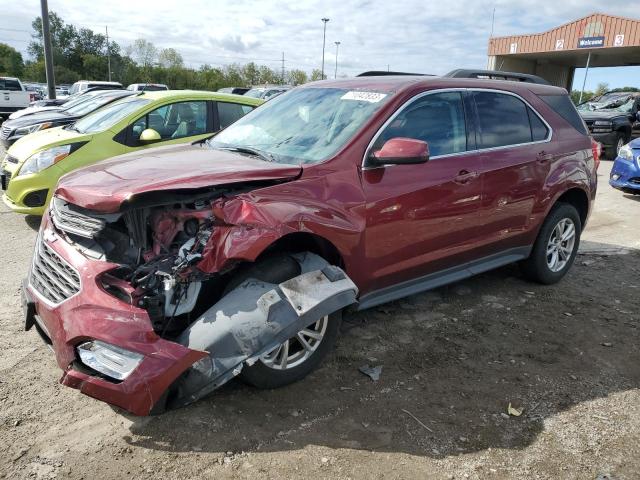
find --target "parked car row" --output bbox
[3,71,602,416]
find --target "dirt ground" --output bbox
[0,160,639,479]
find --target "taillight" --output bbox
[29,92,36,102]
[591,138,601,170]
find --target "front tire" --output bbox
[223,253,342,389]
[520,203,581,284]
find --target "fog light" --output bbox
[77,340,143,380]
[611,174,620,181]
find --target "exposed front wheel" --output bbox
[223,253,342,389]
[240,311,341,389]
[520,203,581,284]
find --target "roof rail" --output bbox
[444,69,550,85]
[357,71,433,77]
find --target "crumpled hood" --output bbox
[55,143,302,212]
[579,110,628,121]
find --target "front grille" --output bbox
[0,124,11,139]
[51,196,106,238]
[30,237,81,304]
[629,177,640,185]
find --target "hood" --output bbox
[628,137,640,149]
[56,143,303,212]
[4,109,76,130]
[8,126,90,161]
[8,106,62,120]
[579,110,628,121]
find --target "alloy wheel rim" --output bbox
[259,316,328,370]
[546,218,576,273]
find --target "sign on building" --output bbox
[577,36,605,48]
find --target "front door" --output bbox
[361,90,484,294]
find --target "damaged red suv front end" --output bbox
[23,144,359,415]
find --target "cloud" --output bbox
[3,0,639,78]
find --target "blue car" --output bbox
[610,137,640,194]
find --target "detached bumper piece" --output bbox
[169,253,358,409]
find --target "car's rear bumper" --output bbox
[24,214,207,415]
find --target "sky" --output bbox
[1,0,639,91]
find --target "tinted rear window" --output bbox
[538,94,588,135]
[0,79,22,91]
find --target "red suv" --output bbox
[23,75,598,415]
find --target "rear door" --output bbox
[361,90,485,292]
[471,90,551,254]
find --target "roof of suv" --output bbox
[306,75,567,96]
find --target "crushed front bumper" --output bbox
[23,214,206,415]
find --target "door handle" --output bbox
[454,170,478,184]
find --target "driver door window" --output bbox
[374,92,467,157]
[132,101,208,142]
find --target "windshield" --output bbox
[208,87,391,165]
[244,89,264,98]
[73,97,151,134]
[65,94,125,116]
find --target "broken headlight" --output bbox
[76,340,143,380]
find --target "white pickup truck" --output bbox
[0,77,33,120]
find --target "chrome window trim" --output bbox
[361,87,553,170]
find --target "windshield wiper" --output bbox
[219,146,275,162]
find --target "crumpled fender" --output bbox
[168,253,357,408]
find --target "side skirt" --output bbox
[357,246,532,311]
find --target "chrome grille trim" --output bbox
[30,237,81,305]
[0,124,11,139]
[51,196,106,238]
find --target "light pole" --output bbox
[40,0,56,99]
[321,18,329,79]
[334,41,340,79]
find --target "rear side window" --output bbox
[0,79,22,91]
[527,107,549,141]
[538,94,588,135]
[217,102,254,129]
[474,91,533,148]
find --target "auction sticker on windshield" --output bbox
[341,91,387,103]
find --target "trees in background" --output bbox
[20,11,320,89]
[0,43,24,77]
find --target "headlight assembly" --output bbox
[77,340,144,381]
[618,144,634,161]
[17,144,72,176]
[14,122,54,137]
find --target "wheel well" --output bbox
[260,232,345,268]
[616,125,631,139]
[556,188,589,226]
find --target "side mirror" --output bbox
[139,128,161,145]
[369,137,430,166]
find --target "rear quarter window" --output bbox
[538,94,588,136]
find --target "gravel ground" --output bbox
[0,159,639,479]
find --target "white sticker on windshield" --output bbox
[341,91,387,103]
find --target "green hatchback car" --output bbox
[1,90,262,215]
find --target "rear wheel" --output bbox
[223,253,342,389]
[520,203,581,284]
